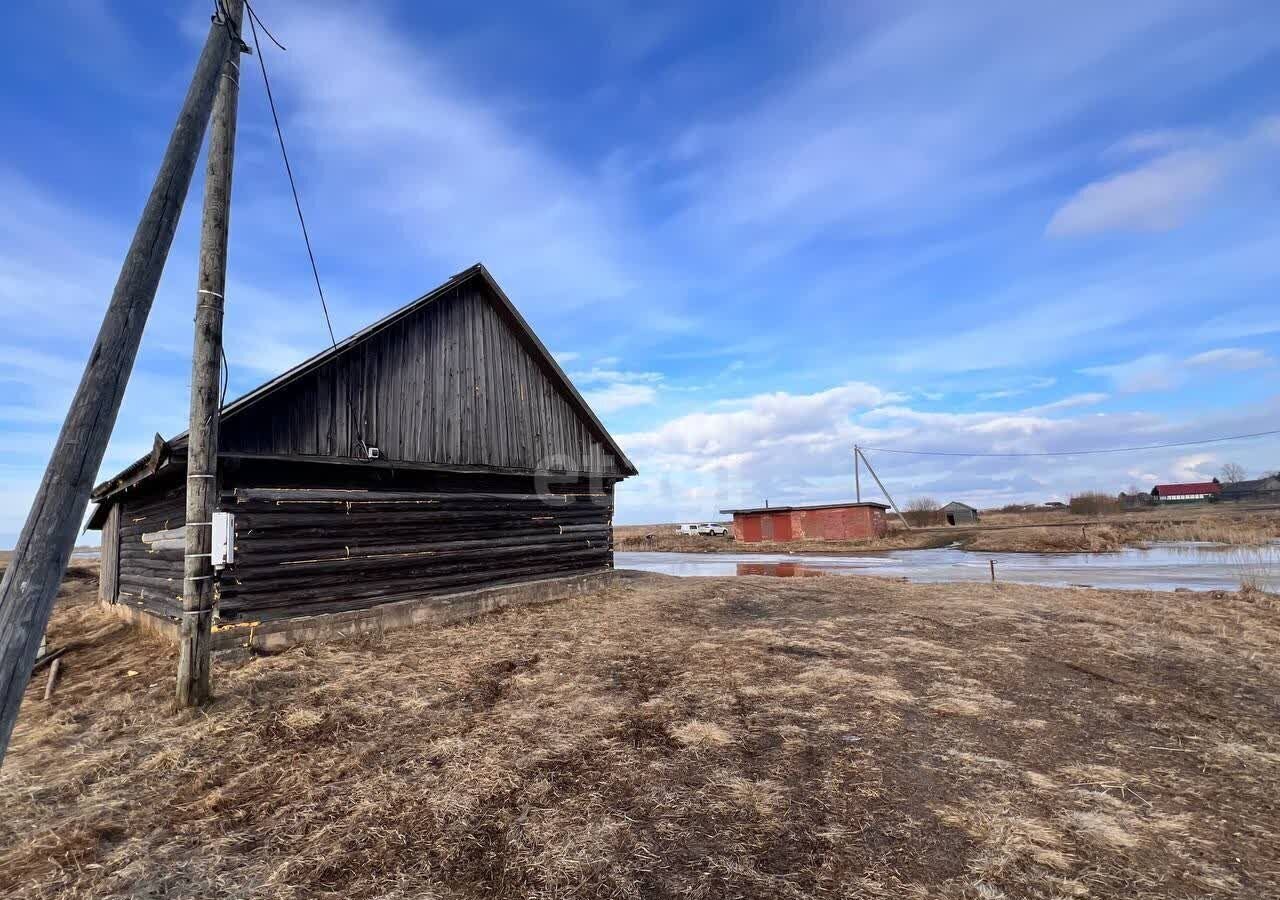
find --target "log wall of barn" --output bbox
[217,467,615,623]
[115,480,186,620]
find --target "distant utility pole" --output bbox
[0,11,243,766]
[178,0,245,707]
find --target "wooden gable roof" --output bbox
[92,264,636,504]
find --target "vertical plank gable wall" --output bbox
[217,286,623,474]
[98,504,121,605]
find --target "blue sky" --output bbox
[3,0,1280,541]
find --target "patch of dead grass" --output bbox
[2,562,1277,899]
[937,804,1074,875]
[1061,810,1142,850]
[671,719,734,748]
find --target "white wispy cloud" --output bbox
[1185,347,1272,370]
[573,364,664,413]
[1105,128,1209,157]
[1080,354,1182,393]
[584,382,659,414]
[1047,149,1224,236]
[1171,453,1217,483]
[571,368,663,385]
[1082,346,1275,392]
[976,377,1058,401]
[1048,115,1280,237]
[1025,393,1110,413]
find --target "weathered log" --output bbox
[230,509,609,532]
[232,521,607,550]
[219,558,610,616]
[218,548,609,598]
[119,576,182,595]
[235,569,613,623]
[221,552,611,590]
[233,530,603,564]
[234,487,607,504]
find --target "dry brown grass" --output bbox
[963,518,1278,553]
[973,506,1280,549]
[960,525,1129,552]
[2,563,1279,898]
[614,523,734,553]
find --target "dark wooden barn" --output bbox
[941,501,979,526]
[87,264,636,647]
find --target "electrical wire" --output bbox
[244,1,338,348]
[220,345,229,407]
[244,1,286,51]
[859,428,1280,458]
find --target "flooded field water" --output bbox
[616,542,1279,592]
[58,545,1278,592]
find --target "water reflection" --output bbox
[736,562,825,577]
[616,542,1279,593]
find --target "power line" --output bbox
[859,428,1280,458]
[244,1,337,348]
[244,1,286,51]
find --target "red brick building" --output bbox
[720,502,890,543]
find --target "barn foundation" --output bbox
[101,569,619,654]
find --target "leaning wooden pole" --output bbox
[177,0,245,707]
[0,14,240,766]
[854,445,861,503]
[857,448,912,530]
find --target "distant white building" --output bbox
[1152,481,1221,503]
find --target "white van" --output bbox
[678,523,728,536]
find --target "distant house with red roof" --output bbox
[1152,480,1221,503]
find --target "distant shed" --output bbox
[86,264,636,650]
[719,502,889,543]
[941,501,979,525]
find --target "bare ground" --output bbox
[2,564,1279,899]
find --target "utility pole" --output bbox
[856,447,911,530]
[0,11,241,765]
[854,445,861,502]
[178,0,245,707]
